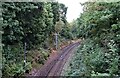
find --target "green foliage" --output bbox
[55,20,64,33]
[60,25,73,40]
[67,1,120,76]
[0,2,2,78]
[66,39,119,76]
[2,2,68,76]
[3,62,31,77]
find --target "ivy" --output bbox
[2,2,68,76]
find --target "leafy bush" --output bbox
[67,1,120,77]
[65,39,119,76]
[3,62,31,77]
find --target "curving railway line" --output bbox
[28,42,80,77]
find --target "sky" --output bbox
[58,0,88,22]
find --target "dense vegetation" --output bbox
[1,2,72,77]
[0,2,2,78]
[65,2,120,76]
[2,1,120,77]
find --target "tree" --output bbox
[2,2,68,77]
[68,1,120,76]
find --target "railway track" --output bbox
[28,42,80,77]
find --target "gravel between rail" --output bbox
[27,41,80,77]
